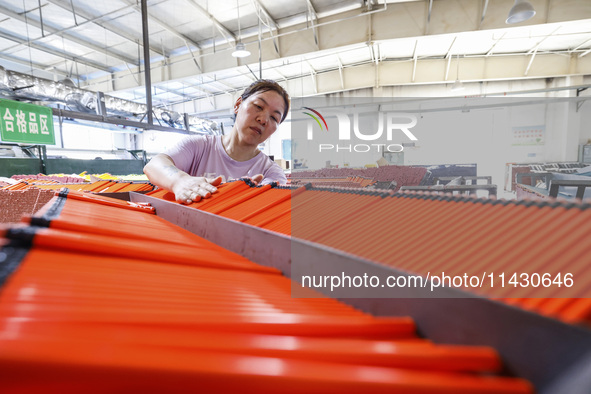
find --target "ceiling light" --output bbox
[231,0,250,58]
[232,42,250,58]
[506,0,536,24]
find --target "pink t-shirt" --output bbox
[165,135,287,185]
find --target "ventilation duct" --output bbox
[0,67,218,135]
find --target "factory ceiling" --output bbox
[0,0,590,121]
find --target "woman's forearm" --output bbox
[144,154,221,203]
[143,154,189,192]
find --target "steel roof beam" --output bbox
[184,0,236,46]
[0,28,112,73]
[45,0,165,57]
[251,0,280,54]
[0,53,77,79]
[119,0,202,50]
[0,3,139,66]
[305,0,319,47]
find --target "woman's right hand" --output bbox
[172,174,223,204]
[143,154,223,204]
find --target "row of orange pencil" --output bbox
[147,180,591,326]
[0,189,533,393]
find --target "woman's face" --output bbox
[233,90,285,147]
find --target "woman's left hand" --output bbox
[241,174,264,186]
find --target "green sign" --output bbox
[0,99,55,145]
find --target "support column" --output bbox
[140,0,153,125]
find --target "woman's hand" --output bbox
[144,154,223,204]
[172,174,223,204]
[252,174,264,185]
[241,174,264,186]
[240,174,265,186]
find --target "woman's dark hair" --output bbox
[241,79,290,123]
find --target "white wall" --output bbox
[581,105,591,145]
[262,115,291,162]
[287,92,585,199]
[128,77,591,174]
[403,102,568,198]
[140,129,188,155]
[578,76,591,147]
[60,123,115,151]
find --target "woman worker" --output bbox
[144,79,290,204]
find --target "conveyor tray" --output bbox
[131,191,591,394]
